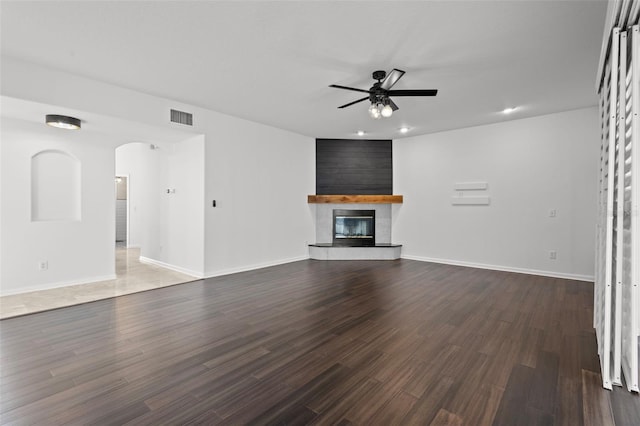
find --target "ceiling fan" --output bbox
[330,69,437,119]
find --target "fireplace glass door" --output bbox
[333,209,375,246]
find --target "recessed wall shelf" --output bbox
[454,181,488,191]
[307,195,403,204]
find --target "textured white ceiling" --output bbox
[0,1,607,139]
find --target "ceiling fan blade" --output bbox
[329,84,370,94]
[338,96,370,109]
[389,98,399,111]
[387,89,438,96]
[380,68,406,90]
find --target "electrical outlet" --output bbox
[549,250,557,260]
[38,261,48,271]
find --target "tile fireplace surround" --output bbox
[308,201,402,260]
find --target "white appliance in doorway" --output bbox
[115,176,128,244]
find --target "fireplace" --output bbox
[332,209,375,246]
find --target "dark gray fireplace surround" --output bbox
[316,138,392,195]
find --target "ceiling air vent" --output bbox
[170,109,193,126]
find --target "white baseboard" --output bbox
[139,256,204,278]
[205,255,310,278]
[401,254,594,282]
[0,274,118,297]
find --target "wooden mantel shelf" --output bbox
[307,195,403,204]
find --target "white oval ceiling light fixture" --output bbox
[399,127,409,134]
[502,107,516,115]
[45,114,81,130]
[357,130,365,136]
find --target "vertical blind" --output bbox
[595,0,639,392]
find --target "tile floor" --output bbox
[0,247,198,319]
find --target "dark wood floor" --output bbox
[1,259,638,425]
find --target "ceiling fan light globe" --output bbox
[381,105,393,118]
[369,103,382,119]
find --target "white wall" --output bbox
[394,107,599,280]
[164,135,205,276]
[203,115,315,276]
[2,57,315,287]
[0,118,117,294]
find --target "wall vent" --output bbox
[170,109,193,126]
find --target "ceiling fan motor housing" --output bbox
[370,82,385,103]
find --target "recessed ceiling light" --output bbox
[399,127,410,134]
[357,130,365,136]
[45,114,81,130]
[502,107,516,114]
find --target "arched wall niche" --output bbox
[31,149,81,221]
